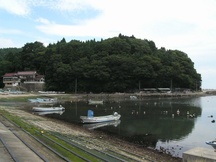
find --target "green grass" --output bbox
[0,95,37,102]
[0,110,102,162]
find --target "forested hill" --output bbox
[0,34,201,92]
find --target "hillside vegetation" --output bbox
[0,34,201,93]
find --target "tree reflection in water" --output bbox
[47,97,203,158]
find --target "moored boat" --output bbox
[28,98,57,104]
[88,99,104,105]
[206,140,216,149]
[80,110,121,123]
[32,105,65,112]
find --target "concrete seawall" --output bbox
[183,147,216,162]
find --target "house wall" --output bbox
[20,82,45,92]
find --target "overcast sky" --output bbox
[0,0,216,89]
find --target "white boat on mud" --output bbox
[80,110,121,123]
[83,120,121,130]
[88,99,104,105]
[32,105,65,112]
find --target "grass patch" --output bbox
[0,96,34,102]
[1,110,102,162]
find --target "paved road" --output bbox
[0,115,67,162]
[0,120,44,162]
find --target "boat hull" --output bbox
[32,106,65,112]
[33,110,65,115]
[29,98,57,104]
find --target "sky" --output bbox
[0,0,216,89]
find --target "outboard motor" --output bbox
[87,110,94,117]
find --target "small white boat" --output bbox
[80,110,121,123]
[83,120,121,130]
[88,99,104,105]
[29,98,57,104]
[32,105,65,112]
[206,140,216,149]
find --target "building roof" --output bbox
[2,73,17,77]
[17,71,37,75]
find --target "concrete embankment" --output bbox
[183,147,216,162]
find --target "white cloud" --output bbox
[51,0,92,11]
[2,0,215,54]
[0,28,23,34]
[0,0,30,16]
[35,18,51,25]
[35,0,216,37]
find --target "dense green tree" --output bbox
[20,41,46,71]
[0,35,202,92]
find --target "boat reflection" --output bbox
[83,120,121,130]
[33,110,65,116]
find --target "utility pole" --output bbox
[139,80,141,91]
[75,78,77,94]
[170,79,173,92]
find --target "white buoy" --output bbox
[177,109,180,115]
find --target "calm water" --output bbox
[33,95,216,158]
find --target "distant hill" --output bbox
[0,34,201,93]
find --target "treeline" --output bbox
[0,34,201,92]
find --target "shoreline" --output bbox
[0,91,208,102]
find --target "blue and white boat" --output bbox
[80,110,121,123]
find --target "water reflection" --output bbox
[83,120,121,130]
[47,97,203,157]
[32,110,65,116]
